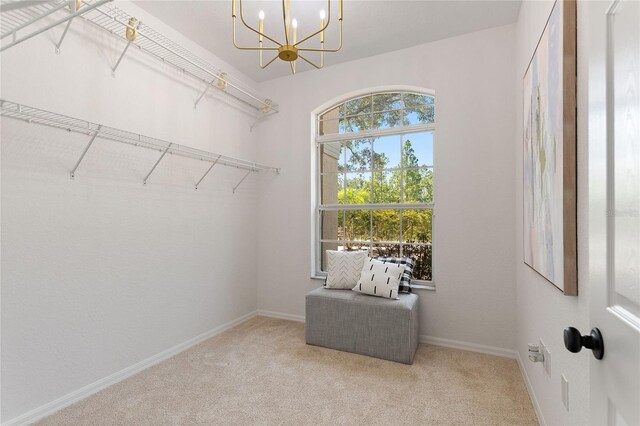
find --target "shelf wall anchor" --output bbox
[143,143,172,185]
[195,154,222,190]
[232,170,253,194]
[70,124,102,179]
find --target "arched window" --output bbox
[314,90,435,287]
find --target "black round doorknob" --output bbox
[563,327,604,360]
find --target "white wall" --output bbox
[0,2,264,422]
[256,24,518,352]
[2,2,596,423]
[515,2,591,425]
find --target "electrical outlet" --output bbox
[539,339,551,376]
[561,374,569,411]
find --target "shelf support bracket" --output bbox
[70,125,102,179]
[54,17,74,53]
[194,78,217,109]
[250,114,269,132]
[143,143,172,185]
[112,41,132,75]
[232,170,253,194]
[195,154,221,190]
[112,18,140,76]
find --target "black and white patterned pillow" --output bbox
[374,256,414,293]
[352,258,405,299]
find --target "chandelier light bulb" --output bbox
[291,18,298,28]
[259,10,264,20]
[320,9,326,20]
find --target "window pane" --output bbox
[320,209,343,241]
[402,209,433,244]
[344,209,371,242]
[321,173,342,204]
[404,106,435,125]
[345,139,372,172]
[373,170,400,204]
[373,135,400,170]
[319,114,372,135]
[340,114,372,133]
[402,245,432,281]
[403,168,433,203]
[318,105,340,136]
[343,95,372,116]
[370,243,400,258]
[320,105,340,121]
[343,241,370,252]
[403,94,434,108]
[373,110,403,129]
[402,132,433,168]
[342,172,371,204]
[373,93,403,112]
[320,142,343,173]
[372,209,400,242]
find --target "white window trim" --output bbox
[310,86,436,289]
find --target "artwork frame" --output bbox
[523,0,577,295]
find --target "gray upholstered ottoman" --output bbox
[305,287,419,364]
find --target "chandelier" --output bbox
[232,0,343,74]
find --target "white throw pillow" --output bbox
[353,258,406,299]
[324,250,369,289]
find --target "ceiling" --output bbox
[133,0,522,82]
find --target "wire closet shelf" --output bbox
[0,100,280,191]
[0,0,278,117]
[0,0,110,51]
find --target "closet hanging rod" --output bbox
[79,1,278,116]
[0,100,280,176]
[0,0,112,52]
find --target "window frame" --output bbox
[312,90,436,289]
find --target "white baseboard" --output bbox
[516,353,545,426]
[257,309,518,360]
[256,309,305,323]
[419,335,518,359]
[3,310,259,426]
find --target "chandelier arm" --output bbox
[260,54,280,69]
[233,45,280,51]
[290,61,295,75]
[233,15,281,50]
[281,0,290,46]
[238,0,283,46]
[297,21,342,53]
[297,53,322,69]
[293,0,331,47]
[233,41,280,51]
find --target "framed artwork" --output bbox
[523,0,577,295]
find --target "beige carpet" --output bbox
[38,316,537,425]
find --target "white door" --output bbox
[588,0,640,425]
